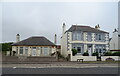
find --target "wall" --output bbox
[12,46,56,57]
[110,32,119,50]
[101,56,120,61]
[61,32,69,57]
[71,56,97,61]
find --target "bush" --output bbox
[112,51,120,56]
[92,52,99,56]
[72,49,78,56]
[56,51,65,59]
[104,52,112,56]
[83,52,89,56]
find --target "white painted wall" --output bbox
[71,56,97,61]
[101,56,120,61]
[61,32,68,57]
[110,32,119,50]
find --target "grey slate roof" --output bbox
[67,25,109,33]
[12,36,55,46]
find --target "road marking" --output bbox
[13,67,16,69]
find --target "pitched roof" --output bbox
[67,25,108,33]
[12,36,55,46]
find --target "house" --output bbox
[12,34,57,57]
[61,23,109,58]
[109,29,120,52]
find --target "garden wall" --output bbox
[71,56,97,61]
[101,56,120,61]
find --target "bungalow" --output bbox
[12,34,56,57]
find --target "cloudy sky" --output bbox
[1,1,119,44]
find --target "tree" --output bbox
[112,51,120,56]
[1,42,13,55]
[104,51,112,56]
[83,52,89,56]
[72,49,78,56]
[92,52,99,56]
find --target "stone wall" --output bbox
[2,55,57,63]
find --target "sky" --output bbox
[0,1,119,44]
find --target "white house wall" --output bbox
[61,31,109,57]
[61,32,68,57]
[110,32,119,50]
[71,56,97,61]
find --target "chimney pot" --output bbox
[54,34,57,44]
[16,34,20,42]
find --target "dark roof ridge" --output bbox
[67,25,109,33]
[12,36,55,46]
[72,25,90,27]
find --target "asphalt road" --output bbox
[2,67,119,74]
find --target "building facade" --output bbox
[12,35,56,57]
[109,29,120,51]
[61,24,109,57]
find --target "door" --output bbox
[77,47,81,53]
[32,47,36,56]
[88,47,92,56]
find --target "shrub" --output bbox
[112,51,120,56]
[104,52,112,56]
[72,49,78,56]
[92,52,99,56]
[83,52,89,56]
[56,51,65,59]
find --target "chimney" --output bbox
[54,34,57,44]
[62,23,66,36]
[95,24,100,30]
[16,34,20,42]
[113,28,118,33]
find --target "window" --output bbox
[19,47,23,54]
[98,34,102,40]
[72,31,83,41]
[87,33,92,41]
[77,47,81,53]
[32,47,37,56]
[25,47,28,55]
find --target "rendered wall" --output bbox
[101,56,120,61]
[71,56,97,61]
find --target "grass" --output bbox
[81,61,120,64]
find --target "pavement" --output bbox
[1,62,119,74]
[2,67,119,74]
[1,62,119,68]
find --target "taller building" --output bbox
[109,29,120,51]
[61,24,109,57]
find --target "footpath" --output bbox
[2,62,119,68]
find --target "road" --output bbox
[1,62,119,74]
[2,67,119,74]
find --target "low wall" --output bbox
[2,56,57,63]
[71,56,97,61]
[101,56,120,61]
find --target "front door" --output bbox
[88,47,92,56]
[77,47,82,54]
[32,47,37,56]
